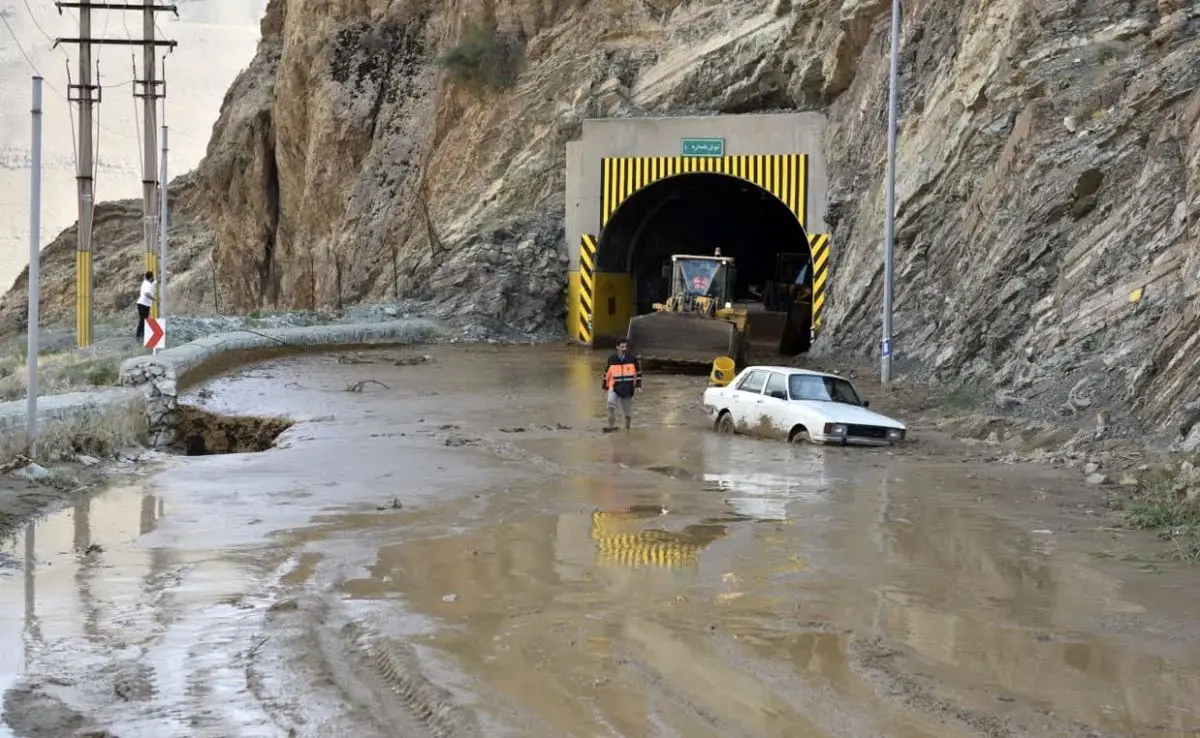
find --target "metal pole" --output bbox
[76,5,95,348]
[141,0,159,316]
[26,77,43,455]
[881,0,900,386]
[158,124,168,323]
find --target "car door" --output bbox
[729,369,768,426]
[760,371,792,438]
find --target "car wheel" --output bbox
[789,428,810,445]
[716,412,735,435]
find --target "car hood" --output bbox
[792,401,905,429]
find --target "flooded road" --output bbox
[2,344,1199,737]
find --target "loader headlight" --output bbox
[724,302,732,309]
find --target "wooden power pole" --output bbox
[54,1,177,345]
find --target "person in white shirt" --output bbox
[136,271,155,341]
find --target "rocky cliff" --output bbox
[2,0,1198,439]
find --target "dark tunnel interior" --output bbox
[596,173,813,317]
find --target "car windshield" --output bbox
[787,374,862,405]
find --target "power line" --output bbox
[0,12,63,94]
[21,0,59,46]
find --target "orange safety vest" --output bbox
[603,354,642,398]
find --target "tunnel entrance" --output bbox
[594,172,813,355]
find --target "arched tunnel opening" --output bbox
[594,172,813,356]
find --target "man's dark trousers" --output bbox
[136,304,150,340]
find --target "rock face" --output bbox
[2,0,1198,436]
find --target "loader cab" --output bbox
[669,255,737,313]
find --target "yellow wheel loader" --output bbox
[626,254,749,368]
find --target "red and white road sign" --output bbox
[143,317,165,350]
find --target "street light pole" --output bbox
[881,0,901,387]
[26,77,44,455]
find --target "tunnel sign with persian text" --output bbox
[681,137,725,157]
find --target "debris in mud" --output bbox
[499,426,526,433]
[171,404,293,456]
[11,461,54,483]
[647,464,701,481]
[394,354,433,366]
[345,379,390,392]
[443,434,480,447]
[0,454,35,474]
[376,498,403,510]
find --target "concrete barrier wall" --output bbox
[119,320,441,447]
[0,319,440,459]
[0,388,147,460]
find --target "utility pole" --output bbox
[158,124,168,323]
[27,76,44,455]
[54,1,177,344]
[138,1,163,318]
[881,0,901,387]
[54,3,97,347]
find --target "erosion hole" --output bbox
[172,404,294,456]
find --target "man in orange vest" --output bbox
[602,338,643,432]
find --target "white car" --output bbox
[702,366,906,446]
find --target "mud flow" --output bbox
[2,345,1200,738]
[171,404,293,455]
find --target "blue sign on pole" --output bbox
[882,339,892,357]
[681,138,725,157]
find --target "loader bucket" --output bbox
[745,311,788,354]
[627,312,743,367]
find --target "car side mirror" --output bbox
[862,400,870,408]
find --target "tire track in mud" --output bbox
[846,637,1126,738]
[249,591,485,738]
[354,626,480,737]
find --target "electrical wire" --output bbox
[131,53,143,174]
[0,11,63,94]
[66,61,80,178]
[21,0,57,46]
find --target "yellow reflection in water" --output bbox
[590,509,727,570]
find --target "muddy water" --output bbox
[2,345,1199,737]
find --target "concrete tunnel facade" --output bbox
[564,112,832,350]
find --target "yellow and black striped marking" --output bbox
[577,233,597,344]
[810,233,830,336]
[75,250,92,348]
[601,154,808,227]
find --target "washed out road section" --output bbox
[3,345,1200,737]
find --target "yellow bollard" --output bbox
[710,356,736,386]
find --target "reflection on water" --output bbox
[590,508,728,570]
[704,467,834,521]
[0,484,166,700]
